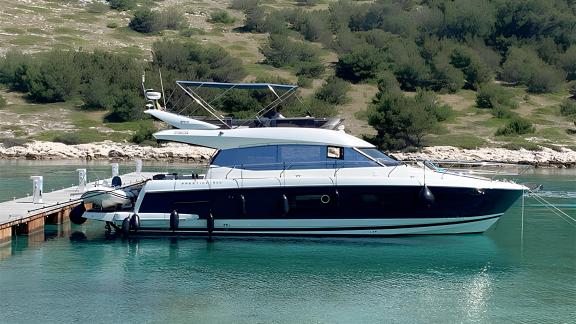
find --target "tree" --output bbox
[441,0,494,40]
[129,9,161,33]
[450,47,492,89]
[314,76,350,105]
[367,75,446,149]
[501,47,564,93]
[26,51,80,102]
[336,44,384,83]
[0,50,31,92]
[105,90,144,122]
[495,117,535,136]
[107,0,135,11]
[209,10,236,24]
[244,6,266,32]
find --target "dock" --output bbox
[0,170,155,245]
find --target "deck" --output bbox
[0,172,155,244]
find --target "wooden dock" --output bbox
[0,172,155,245]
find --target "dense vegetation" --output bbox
[1,0,575,149]
[0,39,246,122]
[228,0,576,148]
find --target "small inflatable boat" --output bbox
[80,186,137,209]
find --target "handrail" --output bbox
[402,160,531,180]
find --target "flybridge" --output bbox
[142,78,344,130]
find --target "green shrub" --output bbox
[296,0,318,6]
[476,83,517,112]
[314,76,350,105]
[106,22,119,29]
[0,94,6,108]
[244,6,266,32]
[295,61,325,78]
[159,6,187,30]
[288,10,331,44]
[449,47,492,89]
[430,62,465,93]
[527,66,564,93]
[129,9,161,33]
[501,47,564,93]
[569,83,576,98]
[179,28,204,37]
[336,44,384,83]
[104,90,144,122]
[152,39,245,85]
[367,87,450,149]
[86,2,109,14]
[209,10,236,24]
[297,76,312,88]
[131,124,157,146]
[282,97,336,118]
[0,138,29,148]
[108,0,135,11]
[261,34,322,72]
[26,50,80,102]
[389,41,431,91]
[0,49,32,92]
[229,0,259,11]
[495,117,535,136]
[53,133,82,145]
[558,45,576,81]
[560,99,576,117]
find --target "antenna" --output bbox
[141,72,146,96]
[159,68,167,109]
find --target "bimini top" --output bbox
[176,81,297,91]
[153,127,375,150]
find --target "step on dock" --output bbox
[0,166,155,246]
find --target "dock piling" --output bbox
[30,176,43,204]
[77,169,87,192]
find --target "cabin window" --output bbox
[212,145,278,169]
[327,146,343,159]
[211,145,387,170]
[358,148,401,166]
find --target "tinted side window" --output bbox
[280,145,328,170]
[212,146,278,168]
[337,148,379,168]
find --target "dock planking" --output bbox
[0,172,155,244]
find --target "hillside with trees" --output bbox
[0,0,575,151]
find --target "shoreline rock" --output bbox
[0,141,215,162]
[391,146,576,168]
[0,141,575,168]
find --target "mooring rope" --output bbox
[527,190,576,227]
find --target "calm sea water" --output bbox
[0,162,574,323]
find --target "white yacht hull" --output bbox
[84,212,502,236]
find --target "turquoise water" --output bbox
[0,163,575,323]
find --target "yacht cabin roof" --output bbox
[153,127,375,150]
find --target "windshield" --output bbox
[359,148,401,166]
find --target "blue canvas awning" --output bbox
[176,81,298,91]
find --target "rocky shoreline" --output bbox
[0,141,215,162]
[0,141,575,167]
[391,146,576,168]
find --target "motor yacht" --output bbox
[73,126,527,236]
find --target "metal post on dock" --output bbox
[77,169,87,192]
[111,163,119,177]
[30,176,43,204]
[135,159,143,176]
